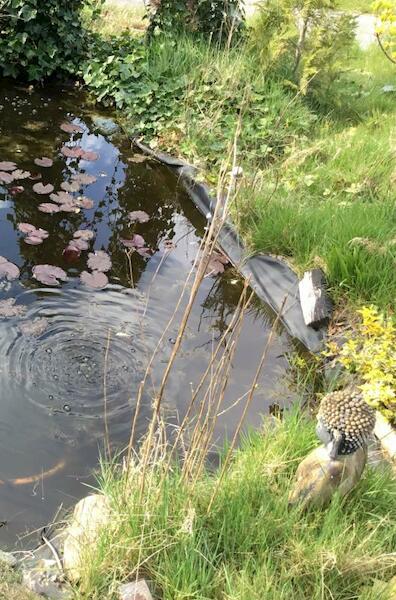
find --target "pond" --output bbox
[0,81,295,547]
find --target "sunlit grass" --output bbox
[89,1,146,36]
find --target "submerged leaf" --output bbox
[128,210,149,223]
[0,256,20,280]
[80,270,108,289]
[19,317,48,336]
[0,298,26,318]
[33,182,54,195]
[34,157,53,168]
[60,122,84,134]
[33,264,67,286]
[71,173,97,185]
[87,250,112,272]
[0,161,17,171]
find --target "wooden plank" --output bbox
[299,269,332,329]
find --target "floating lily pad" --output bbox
[12,169,31,180]
[60,203,79,213]
[206,252,229,276]
[75,196,94,209]
[80,270,108,289]
[71,173,97,185]
[19,317,48,336]
[61,146,84,159]
[61,181,80,193]
[74,229,94,241]
[0,298,26,318]
[33,182,54,195]
[18,223,36,234]
[38,203,60,214]
[0,161,17,171]
[70,238,89,251]
[128,210,150,223]
[121,234,145,249]
[81,150,98,161]
[0,172,14,184]
[136,247,151,258]
[10,186,24,195]
[33,264,67,286]
[60,122,84,134]
[34,157,53,168]
[25,236,44,245]
[0,256,20,280]
[50,191,73,204]
[87,251,112,273]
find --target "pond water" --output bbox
[0,81,295,547]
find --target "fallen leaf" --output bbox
[33,182,54,195]
[128,210,149,223]
[0,161,17,171]
[80,270,108,289]
[33,264,67,286]
[60,122,84,134]
[87,250,112,272]
[34,157,53,168]
[38,203,60,214]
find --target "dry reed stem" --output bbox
[103,328,112,460]
[206,296,287,513]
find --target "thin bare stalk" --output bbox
[206,297,287,513]
[103,328,112,460]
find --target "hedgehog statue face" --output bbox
[316,389,376,459]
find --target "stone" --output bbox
[118,579,154,600]
[91,116,119,136]
[63,494,111,582]
[22,567,73,600]
[0,549,17,567]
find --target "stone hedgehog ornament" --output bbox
[288,388,376,509]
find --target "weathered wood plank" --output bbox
[299,269,332,329]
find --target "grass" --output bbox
[0,566,39,600]
[75,413,396,599]
[337,0,373,11]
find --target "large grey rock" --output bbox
[0,548,17,567]
[22,562,73,599]
[63,494,111,582]
[118,579,154,600]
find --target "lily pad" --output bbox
[38,203,60,214]
[80,270,108,289]
[206,252,229,276]
[33,264,67,286]
[0,161,17,171]
[63,245,81,261]
[13,169,31,180]
[128,210,150,223]
[50,191,73,204]
[69,238,89,251]
[60,122,84,134]
[33,182,54,195]
[75,196,94,209]
[60,203,79,213]
[24,236,44,245]
[34,157,53,168]
[81,150,98,161]
[61,181,80,193]
[19,317,48,336]
[74,229,94,241]
[87,250,112,272]
[121,234,145,249]
[18,223,36,234]
[61,146,84,159]
[0,298,26,318]
[71,173,97,185]
[0,172,14,184]
[0,256,20,280]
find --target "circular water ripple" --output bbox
[1,285,151,420]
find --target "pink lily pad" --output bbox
[18,223,36,234]
[60,203,79,213]
[87,251,112,273]
[80,150,98,161]
[33,264,67,286]
[10,186,24,195]
[61,146,84,159]
[71,173,97,185]
[121,234,145,249]
[0,172,14,184]
[75,196,94,209]
[128,210,150,223]
[206,252,229,276]
[12,169,31,180]
[61,181,80,193]
[136,247,152,258]
[69,238,89,251]
[80,270,108,289]
[0,298,25,317]
[50,191,73,204]
[0,161,17,171]
[19,317,48,336]
[74,229,94,241]
[38,203,60,214]
[33,182,54,195]
[34,157,53,168]
[25,236,44,245]
[60,122,84,134]
[0,256,20,280]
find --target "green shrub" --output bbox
[0,0,100,81]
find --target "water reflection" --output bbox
[0,81,295,546]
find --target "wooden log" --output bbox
[299,269,332,329]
